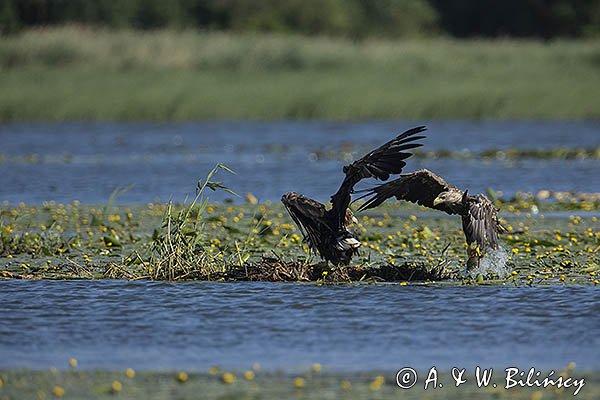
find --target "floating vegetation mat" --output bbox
[0,366,598,400]
[2,146,599,166]
[215,256,454,282]
[0,194,598,286]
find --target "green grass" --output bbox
[1,26,600,121]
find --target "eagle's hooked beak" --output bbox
[432,196,444,206]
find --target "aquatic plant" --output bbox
[1,366,596,399]
[133,164,238,280]
[0,194,597,285]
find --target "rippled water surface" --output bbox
[1,280,598,371]
[1,120,598,204]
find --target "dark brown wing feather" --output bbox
[330,126,426,228]
[281,192,329,251]
[462,194,501,248]
[342,126,427,181]
[356,169,459,215]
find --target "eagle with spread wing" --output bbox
[357,169,505,270]
[282,127,426,265]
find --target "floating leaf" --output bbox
[103,236,122,248]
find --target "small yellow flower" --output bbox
[177,371,188,383]
[369,375,385,391]
[222,373,236,384]
[68,358,77,368]
[511,248,519,254]
[531,390,543,400]
[369,381,381,392]
[209,366,219,375]
[243,371,255,381]
[53,386,65,397]
[340,380,351,390]
[293,377,306,388]
[125,368,135,378]
[111,381,122,393]
[311,363,322,372]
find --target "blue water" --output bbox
[1,120,598,204]
[1,121,599,373]
[0,280,598,371]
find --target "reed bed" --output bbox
[1,27,599,120]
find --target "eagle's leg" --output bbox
[466,242,482,271]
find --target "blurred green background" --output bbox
[1,0,599,121]
[3,0,600,38]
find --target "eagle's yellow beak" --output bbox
[432,197,443,206]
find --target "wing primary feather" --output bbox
[331,127,426,229]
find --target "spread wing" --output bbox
[281,192,329,251]
[356,169,459,214]
[330,126,426,228]
[462,195,501,248]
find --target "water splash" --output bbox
[468,246,509,278]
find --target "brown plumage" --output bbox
[357,169,506,269]
[282,126,426,265]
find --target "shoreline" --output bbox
[1,27,599,121]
